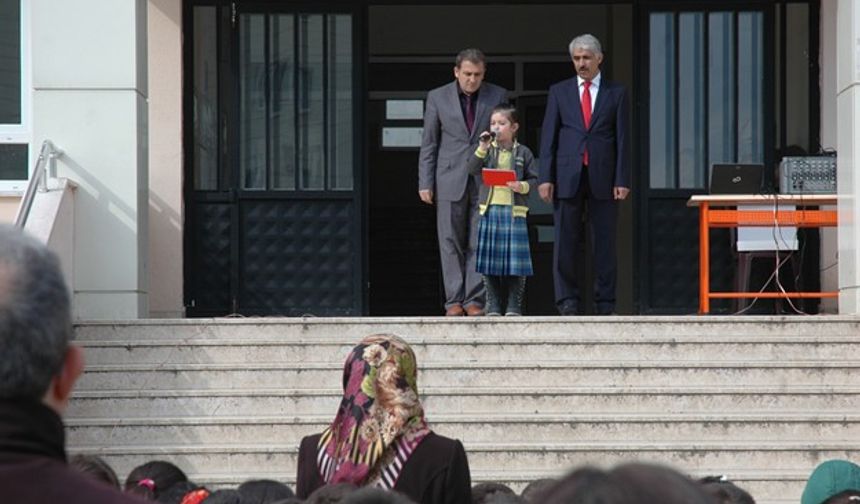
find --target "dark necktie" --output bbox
[581,80,592,165]
[465,94,475,134]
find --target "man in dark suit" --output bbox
[539,34,630,315]
[419,48,507,316]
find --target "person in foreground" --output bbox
[70,454,121,489]
[124,460,189,499]
[541,462,714,504]
[539,33,630,316]
[802,459,860,504]
[699,475,756,504]
[0,224,143,504]
[295,333,472,503]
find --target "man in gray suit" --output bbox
[418,48,507,316]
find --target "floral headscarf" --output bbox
[316,334,430,488]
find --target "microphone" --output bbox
[480,131,496,142]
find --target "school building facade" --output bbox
[1,0,859,319]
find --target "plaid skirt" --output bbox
[476,204,533,276]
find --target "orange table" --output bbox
[687,194,838,314]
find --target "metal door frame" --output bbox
[183,0,366,316]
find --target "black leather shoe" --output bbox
[595,304,616,316]
[557,300,578,316]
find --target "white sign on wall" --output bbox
[382,127,423,148]
[385,100,424,120]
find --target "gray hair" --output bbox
[569,34,603,57]
[0,225,72,399]
[455,48,486,68]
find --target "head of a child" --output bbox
[490,103,519,146]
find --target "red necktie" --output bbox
[581,80,592,165]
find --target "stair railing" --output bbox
[13,140,63,228]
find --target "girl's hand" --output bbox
[506,181,523,193]
[478,131,493,150]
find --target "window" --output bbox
[0,0,30,192]
[648,10,764,190]
[237,12,353,192]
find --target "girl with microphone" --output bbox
[466,103,538,316]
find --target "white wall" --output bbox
[148,0,184,318]
[23,179,76,294]
[31,0,149,319]
[835,0,860,313]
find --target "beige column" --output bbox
[148,0,184,318]
[31,0,149,319]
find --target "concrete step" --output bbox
[69,317,860,504]
[67,385,860,418]
[76,442,857,478]
[75,360,859,390]
[65,413,860,447]
[77,338,860,365]
[73,316,860,341]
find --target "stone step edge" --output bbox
[75,335,860,346]
[73,315,860,326]
[166,469,814,485]
[81,360,860,372]
[66,441,860,455]
[64,412,860,426]
[70,385,860,398]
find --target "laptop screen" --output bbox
[709,164,764,194]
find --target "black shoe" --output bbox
[557,300,578,316]
[505,276,526,316]
[483,275,503,316]
[595,303,616,316]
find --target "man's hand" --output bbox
[419,189,434,205]
[538,183,554,203]
[613,187,630,200]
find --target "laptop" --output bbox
[709,164,764,194]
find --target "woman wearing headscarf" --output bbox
[295,334,472,504]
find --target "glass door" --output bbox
[638,4,774,313]
[185,3,363,316]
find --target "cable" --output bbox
[773,175,808,315]
[772,208,808,315]
[732,241,800,316]
[730,168,809,315]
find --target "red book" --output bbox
[482,168,516,187]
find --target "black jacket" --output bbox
[0,398,145,504]
[296,432,472,504]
